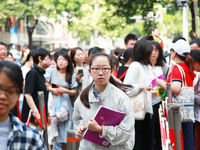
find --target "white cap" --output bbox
[171,39,191,57]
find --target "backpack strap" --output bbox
[118,69,128,80]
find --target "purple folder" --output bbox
[83,106,126,147]
[151,74,165,88]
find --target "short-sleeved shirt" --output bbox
[167,62,195,87]
[21,64,48,123]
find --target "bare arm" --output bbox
[156,78,167,90]
[25,93,40,119]
[156,79,181,95]
[171,81,181,95]
[57,86,77,96]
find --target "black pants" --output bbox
[152,103,162,150]
[133,113,153,150]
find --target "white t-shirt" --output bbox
[149,65,164,105]
[21,66,31,80]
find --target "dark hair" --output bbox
[0,42,7,48]
[190,39,200,47]
[142,35,154,41]
[132,39,152,65]
[150,26,158,34]
[110,54,119,69]
[60,48,70,54]
[25,50,35,62]
[124,33,138,44]
[113,48,122,56]
[7,51,13,57]
[172,36,186,43]
[70,47,83,67]
[150,41,165,66]
[120,48,132,64]
[80,53,133,108]
[176,53,194,72]
[190,50,200,63]
[33,48,50,64]
[55,51,74,85]
[0,61,23,93]
[88,46,103,56]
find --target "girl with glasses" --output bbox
[73,53,135,150]
[0,61,46,149]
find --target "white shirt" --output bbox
[73,83,135,150]
[124,61,153,114]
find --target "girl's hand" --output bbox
[87,118,101,132]
[56,86,66,94]
[32,110,41,122]
[51,88,59,95]
[76,73,83,81]
[76,125,86,138]
[141,84,153,91]
[156,78,166,87]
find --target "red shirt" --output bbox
[167,62,195,87]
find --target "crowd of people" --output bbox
[0,26,200,150]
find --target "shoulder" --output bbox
[25,68,38,80]
[10,114,45,148]
[11,114,41,136]
[128,61,141,71]
[27,68,38,76]
[108,83,129,99]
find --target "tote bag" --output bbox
[172,65,194,122]
[126,63,147,120]
[128,89,147,120]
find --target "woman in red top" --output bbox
[156,39,195,150]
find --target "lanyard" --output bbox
[177,61,184,64]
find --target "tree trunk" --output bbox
[189,1,198,39]
[27,19,38,50]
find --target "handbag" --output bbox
[126,63,147,120]
[172,65,194,122]
[128,89,147,120]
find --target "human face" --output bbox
[5,54,14,62]
[50,59,57,68]
[0,72,20,122]
[84,50,89,64]
[193,62,200,72]
[57,55,68,69]
[125,39,137,49]
[152,28,159,36]
[0,45,7,60]
[190,43,200,51]
[170,49,176,61]
[89,56,111,91]
[150,45,159,62]
[74,50,84,64]
[39,55,51,69]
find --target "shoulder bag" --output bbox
[172,65,194,122]
[126,63,147,120]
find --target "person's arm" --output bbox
[124,62,151,93]
[25,93,40,119]
[156,78,167,90]
[73,99,85,138]
[171,81,181,94]
[56,87,77,96]
[195,79,200,105]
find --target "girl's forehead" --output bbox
[76,50,83,54]
[91,56,110,65]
